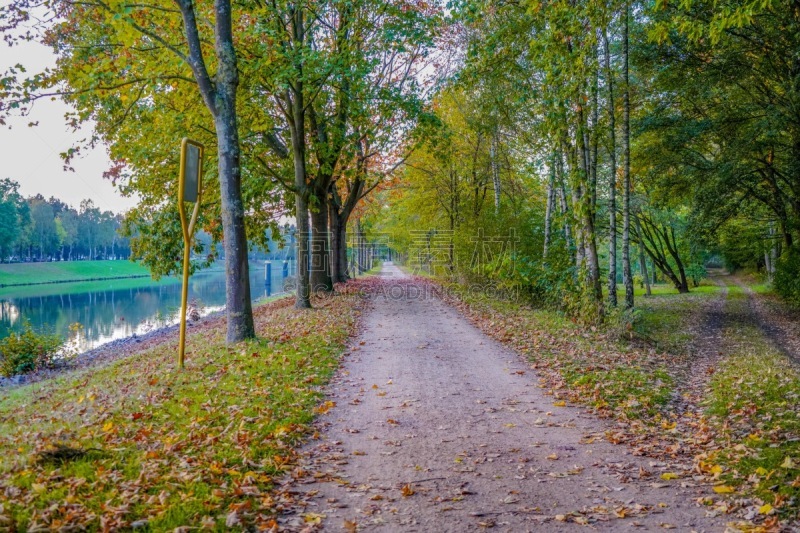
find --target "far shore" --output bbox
[0,258,249,288]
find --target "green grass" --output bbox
[633,284,722,353]
[0,287,363,530]
[0,260,151,287]
[0,274,179,300]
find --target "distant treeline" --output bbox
[0,178,131,263]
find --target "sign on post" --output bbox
[178,138,204,369]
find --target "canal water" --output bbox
[0,261,294,354]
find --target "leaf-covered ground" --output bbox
[2,270,799,531]
[0,281,374,531]
[443,276,800,530]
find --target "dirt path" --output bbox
[281,264,725,532]
[675,273,730,407]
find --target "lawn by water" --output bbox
[0,260,151,287]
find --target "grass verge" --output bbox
[0,260,151,287]
[0,283,365,530]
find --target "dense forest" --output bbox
[0,179,131,262]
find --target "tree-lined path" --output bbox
[282,265,725,531]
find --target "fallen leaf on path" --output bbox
[304,513,324,524]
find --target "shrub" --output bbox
[0,321,65,377]
[773,249,800,305]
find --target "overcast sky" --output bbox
[0,38,139,214]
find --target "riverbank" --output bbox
[0,259,150,287]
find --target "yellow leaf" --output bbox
[710,465,723,475]
[31,483,46,494]
[661,421,677,430]
[713,485,735,494]
[755,467,768,476]
[401,483,415,497]
[303,513,324,524]
[660,472,678,480]
[758,503,773,515]
[781,456,796,469]
[102,421,114,432]
[315,401,336,414]
[553,400,566,407]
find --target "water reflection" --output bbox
[0,262,293,354]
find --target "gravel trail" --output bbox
[286,264,726,532]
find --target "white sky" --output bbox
[0,38,138,213]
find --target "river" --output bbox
[0,260,294,354]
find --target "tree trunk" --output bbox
[635,216,651,296]
[329,202,348,284]
[576,106,602,305]
[604,27,618,307]
[639,245,651,296]
[544,153,555,258]
[491,135,501,213]
[310,201,333,292]
[286,6,312,309]
[214,93,255,343]
[622,1,634,309]
[291,126,311,308]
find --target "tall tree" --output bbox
[621,1,634,309]
[603,26,619,307]
[0,179,24,261]
[1,0,256,342]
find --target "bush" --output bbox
[0,321,65,377]
[774,249,800,305]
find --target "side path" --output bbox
[280,264,725,532]
[730,275,800,366]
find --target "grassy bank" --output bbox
[0,260,151,287]
[0,284,366,530]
